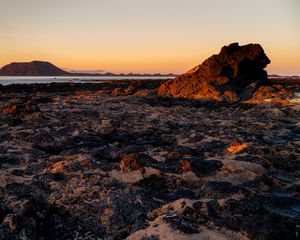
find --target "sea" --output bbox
[0,76,174,86]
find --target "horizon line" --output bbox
[0,60,299,77]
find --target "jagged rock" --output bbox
[244,85,293,106]
[180,160,193,173]
[111,87,125,96]
[157,43,271,101]
[120,153,142,171]
[98,119,120,134]
[0,80,299,239]
[125,85,137,95]
[4,99,40,126]
[226,142,248,155]
[134,89,155,97]
[2,214,19,231]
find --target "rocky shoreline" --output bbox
[0,78,299,239]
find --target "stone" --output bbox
[244,85,292,106]
[98,119,119,134]
[226,142,248,154]
[3,214,18,231]
[0,79,299,239]
[157,43,271,102]
[111,87,124,96]
[125,85,137,95]
[134,89,155,97]
[180,160,193,173]
[120,153,142,172]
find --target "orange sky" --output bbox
[0,0,299,74]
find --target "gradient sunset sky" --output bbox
[0,0,299,74]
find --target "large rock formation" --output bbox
[157,43,271,101]
[0,61,69,76]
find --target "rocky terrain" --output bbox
[0,78,299,240]
[0,44,300,240]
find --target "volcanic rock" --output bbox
[157,43,271,101]
[180,160,193,173]
[245,85,293,106]
[226,142,248,155]
[0,80,299,239]
[2,214,19,231]
[120,153,142,171]
[3,99,40,126]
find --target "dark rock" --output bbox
[2,214,19,231]
[0,79,299,239]
[120,153,142,171]
[4,99,40,126]
[140,236,160,240]
[178,158,223,177]
[164,214,199,234]
[157,43,271,101]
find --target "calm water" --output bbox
[0,76,174,85]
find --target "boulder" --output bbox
[157,43,271,101]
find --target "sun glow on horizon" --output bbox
[0,0,299,75]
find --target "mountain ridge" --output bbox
[0,61,176,77]
[0,61,69,76]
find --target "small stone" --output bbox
[217,199,226,207]
[180,160,193,173]
[125,85,136,95]
[3,214,18,231]
[120,153,142,172]
[226,142,248,155]
[111,87,124,96]
[99,119,119,134]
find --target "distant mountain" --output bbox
[0,60,177,77]
[0,61,69,76]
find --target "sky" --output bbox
[0,0,299,74]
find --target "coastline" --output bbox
[0,79,299,239]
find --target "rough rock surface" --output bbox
[0,79,299,239]
[157,43,271,101]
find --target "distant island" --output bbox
[0,61,177,77]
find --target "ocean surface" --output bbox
[0,76,173,85]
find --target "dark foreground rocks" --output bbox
[0,80,300,239]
